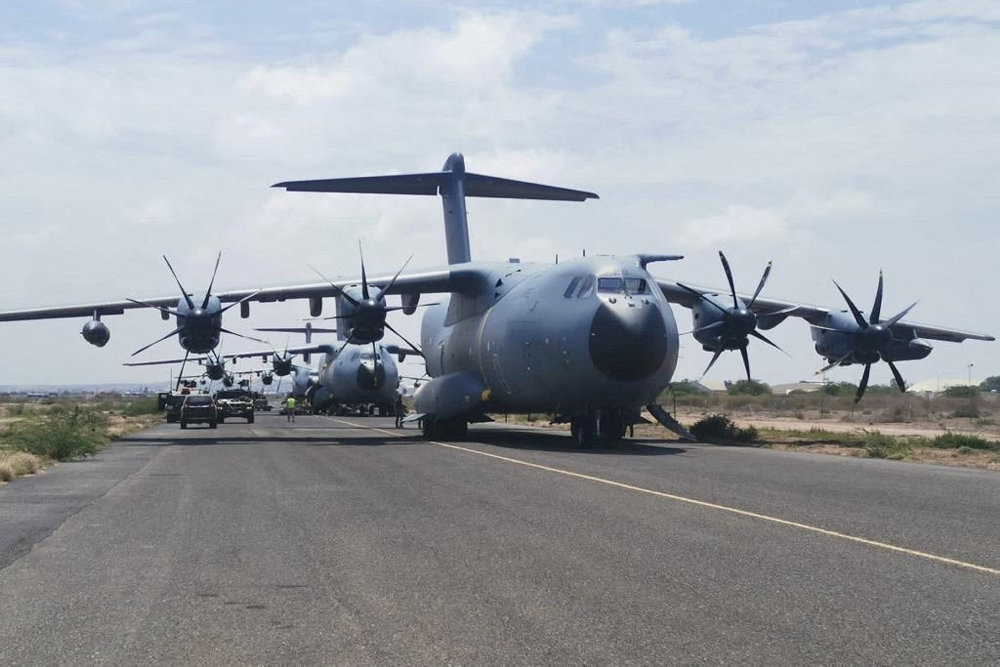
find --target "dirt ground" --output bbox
[507,409,1000,472]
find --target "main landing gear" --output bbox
[570,411,628,448]
[421,416,468,440]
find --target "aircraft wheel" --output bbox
[248,415,255,424]
[180,420,187,430]
[218,417,225,424]
[209,420,217,429]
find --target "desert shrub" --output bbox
[944,386,978,399]
[951,406,980,418]
[5,451,41,475]
[727,380,771,396]
[4,405,109,460]
[0,462,13,482]
[690,414,759,444]
[861,430,913,460]
[931,433,998,451]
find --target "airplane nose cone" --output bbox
[589,302,667,381]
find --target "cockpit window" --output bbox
[597,277,625,293]
[563,277,581,298]
[563,275,596,299]
[625,278,648,294]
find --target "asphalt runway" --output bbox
[1,413,997,663]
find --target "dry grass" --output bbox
[0,450,43,482]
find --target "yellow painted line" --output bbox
[330,417,1000,577]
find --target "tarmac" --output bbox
[1,413,997,663]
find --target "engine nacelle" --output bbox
[81,319,111,347]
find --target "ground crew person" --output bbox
[286,395,297,422]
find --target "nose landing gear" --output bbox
[570,410,628,448]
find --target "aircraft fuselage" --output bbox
[417,256,679,418]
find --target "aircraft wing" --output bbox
[122,345,334,367]
[0,268,463,323]
[0,297,178,321]
[656,280,996,343]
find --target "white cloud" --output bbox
[0,1,996,386]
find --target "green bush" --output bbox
[860,430,912,460]
[3,406,109,460]
[121,396,160,416]
[930,433,998,451]
[690,414,759,444]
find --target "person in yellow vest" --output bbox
[286,396,297,423]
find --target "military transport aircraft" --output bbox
[0,153,993,445]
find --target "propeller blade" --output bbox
[359,242,370,300]
[162,256,195,310]
[675,282,728,316]
[219,328,268,344]
[749,329,789,355]
[334,335,354,358]
[308,266,360,306]
[747,261,772,309]
[855,363,872,403]
[886,359,907,393]
[685,321,726,336]
[740,345,751,382]
[219,289,263,314]
[376,254,413,301]
[871,271,884,324]
[817,351,853,374]
[202,251,222,309]
[832,280,868,329]
[126,298,181,318]
[385,322,422,355]
[131,326,183,357]
[882,301,918,329]
[719,251,739,309]
[700,348,724,379]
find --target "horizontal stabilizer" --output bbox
[273,172,598,202]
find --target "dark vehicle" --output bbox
[180,394,218,429]
[252,393,271,411]
[159,392,188,423]
[215,389,255,424]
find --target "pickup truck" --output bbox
[215,389,255,424]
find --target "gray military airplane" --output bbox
[262,153,993,442]
[249,325,418,416]
[0,153,994,445]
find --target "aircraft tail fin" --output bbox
[273,153,598,265]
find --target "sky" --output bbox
[0,0,997,389]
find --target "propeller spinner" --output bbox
[818,272,917,402]
[678,251,786,381]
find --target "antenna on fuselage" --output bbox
[273,153,599,266]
